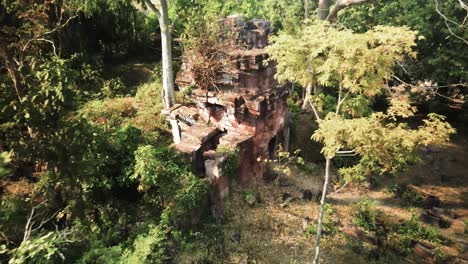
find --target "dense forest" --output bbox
[0,0,467,263]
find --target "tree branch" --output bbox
[309,99,322,121]
[435,0,468,45]
[390,74,467,103]
[144,0,161,17]
[22,200,61,243]
[327,0,372,22]
[22,14,79,54]
[36,38,57,56]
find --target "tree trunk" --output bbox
[318,0,330,20]
[313,157,331,264]
[327,0,370,22]
[304,0,310,19]
[302,83,313,110]
[3,55,35,138]
[158,0,176,108]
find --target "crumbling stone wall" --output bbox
[169,16,290,200]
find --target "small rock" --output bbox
[440,174,449,183]
[431,207,445,215]
[282,192,292,202]
[438,218,452,229]
[281,196,296,208]
[278,177,290,187]
[315,192,322,203]
[420,212,440,225]
[414,243,434,260]
[418,240,436,250]
[263,167,278,182]
[426,195,441,208]
[302,217,312,231]
[231,232,241,243]
[445,210,458,219]
[433,207,457,218]
[428,146,442,153]
[302,190,313,201]
[421,147,430,154]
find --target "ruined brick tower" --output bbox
[168,15,290,200]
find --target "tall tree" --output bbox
[327,0,370,22]
[317,0,372,21]
[305,0,311,19]
[142,0,175,108]
[318,0,330,20]
[0,1,79,138]
[267,22,455,264]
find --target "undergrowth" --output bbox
[351,200,448,259]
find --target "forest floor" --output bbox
[220,129,468,263]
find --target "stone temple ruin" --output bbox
[168,16,290,201]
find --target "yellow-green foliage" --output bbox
[258,145,304,174]
[266,21,417,95]
[134,82,167,132]
[312,100,456,182]
[79,98,137,128]
[8,231,75,264]
[0,152,11,178]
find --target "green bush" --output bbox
[387,184,425,207]
[352,200,381,232]
[0,152,10,178]
[217,145,240,179]
[133,145,186,196]
[172,174,209,222]
[8,231,76,264]
[134,82,167,132]
[109,125,143,187]
[77,243,123,264]
[346,237,367,255]
[79,98,137,128]
[352,200,448,257]
[306,204,336,237]
[135,82,164,111]
[0,198,29,245]
[102,78,128,98]
[395,216,447,245]
[174,223,224,263]
[120,224,170,264]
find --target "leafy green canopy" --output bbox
[266,21,417,95]
[267,22,455,183]
[312,100,455,182]
[338,0,467,84]
[171,0,305,36]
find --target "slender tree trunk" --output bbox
[3,56,35,138]
[313,157,331,264]
[302,83,313,110]
[318,0,330,20]
[4,56,25,101]
[158,0,175,108]
[326,0,370,22]
[304,0,310,19]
